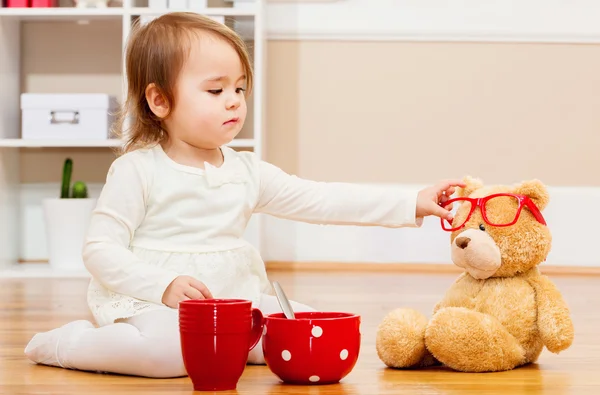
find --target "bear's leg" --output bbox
[376,308,439,369]
[425,307,526,372]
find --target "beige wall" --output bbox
[266,40,600,187]
[19,22,600,187]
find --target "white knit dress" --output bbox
[83,144,422,327]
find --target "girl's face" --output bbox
[159,34,248,150]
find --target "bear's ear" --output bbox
[457,176,483,197]
[515,179,549,211]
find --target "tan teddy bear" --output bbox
[376,176,574,372]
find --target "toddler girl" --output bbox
[24,12,464,378]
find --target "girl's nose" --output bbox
[226,95,241,110]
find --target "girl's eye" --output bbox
[208,88,245,95]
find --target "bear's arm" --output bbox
[526,274,574,353]
[432,273,472,313]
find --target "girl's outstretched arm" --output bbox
[83,153,180,306]
[254,160,423,228]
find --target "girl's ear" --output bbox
[514,179,549,211]
[145,83,170,119]
[457,176,483,197]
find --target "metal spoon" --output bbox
[272,281,295,319]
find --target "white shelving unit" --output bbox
[0,0,266,278]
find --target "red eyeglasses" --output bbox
[440,193,547,232]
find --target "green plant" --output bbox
[60,158,88,199]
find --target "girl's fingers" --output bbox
[184,287,204,300]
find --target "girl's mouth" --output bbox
[224,118,239,125]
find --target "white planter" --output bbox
[42,198,97,271]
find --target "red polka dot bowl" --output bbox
[261,311,361,385]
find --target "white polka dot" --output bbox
[309,375,320,382]
[340,349,349,360]
[281,350,291,361]
[311,326,323,338]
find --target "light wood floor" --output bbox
[1,269,598,394]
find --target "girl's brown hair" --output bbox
[113,12,254,155]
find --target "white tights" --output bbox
[24,294,315,378]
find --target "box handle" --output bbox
[49,110,80,125]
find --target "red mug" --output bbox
[178,299,264,391]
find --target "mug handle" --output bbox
[248,307,264,351]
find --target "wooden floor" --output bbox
[1,269,599,394]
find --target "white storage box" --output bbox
[21,93,118,140]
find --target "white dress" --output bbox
[83,144,423,327]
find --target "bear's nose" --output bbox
[456,237,471,249]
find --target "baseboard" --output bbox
[15,260,600,278]
[265,261,600,276]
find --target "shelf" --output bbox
[130,7,256,17]
[0,138,123,147]
[0,7,125,21]
[0,6,256,21]
[0,138,256,148]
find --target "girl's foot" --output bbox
[24,320,95,368]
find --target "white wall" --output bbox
[18,183,600,267]
[260,184,600,267]
[9,0,600,269]
[266,0,600,43]
[256,0,600,268]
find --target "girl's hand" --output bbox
[162,275,213,309]
[416,179,466,222]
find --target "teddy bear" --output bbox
[376,176,574,373]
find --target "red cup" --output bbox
[262,311,361,385]
[7,0,29,6]
[31,0,57,6]
[178,299,264,391]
